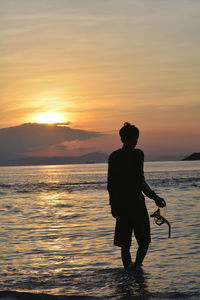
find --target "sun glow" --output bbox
[36,112,65,124]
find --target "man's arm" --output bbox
[138,149,166,208]
[107,154,119,218]
[142,179,166,207]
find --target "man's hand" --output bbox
[154,196,166,208]
[111,207,118,218]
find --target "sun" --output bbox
[36,112,65,124]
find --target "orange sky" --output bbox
[1,0,200,158]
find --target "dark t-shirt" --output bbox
[107,148,146,214]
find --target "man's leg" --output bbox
[121,247,132,269]
[134,243,149,267]
[133,208,151,267]
[114,217,133,269]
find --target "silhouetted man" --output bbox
[107,122,166,271]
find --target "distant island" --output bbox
[182,152,200,161]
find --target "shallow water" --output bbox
[0,161,200,299]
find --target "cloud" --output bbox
[0,123,101,161]
[55,144,68,151]
[55,122,71,126]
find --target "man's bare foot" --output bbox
[126,263,143,274]
[126,262,135,272]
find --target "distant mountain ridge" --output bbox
[182,152,200,161]
[0,152,109,166]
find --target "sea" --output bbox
[0,161,199,300]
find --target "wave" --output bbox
[0,291,105,300]
[0,181,107,194]
[0,288,199,300]
[0,174,199,194]
[147,176,200,188]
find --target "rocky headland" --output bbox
[182,152,200,160]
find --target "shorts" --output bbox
[114,207,151,248]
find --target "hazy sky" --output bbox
[1,0,200,157]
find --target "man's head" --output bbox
[119,122,139,147]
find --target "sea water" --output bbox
[0,161,199,299]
